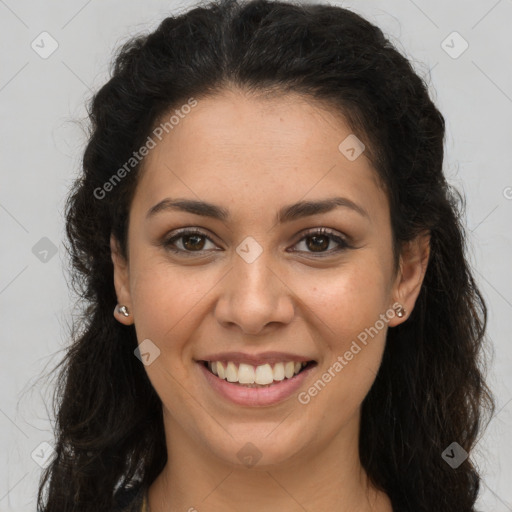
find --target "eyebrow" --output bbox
[146,196,369,223]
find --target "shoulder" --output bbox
[113,482,146,512]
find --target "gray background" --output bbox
[1,0,511,510]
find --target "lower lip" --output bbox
[197,362,317,407]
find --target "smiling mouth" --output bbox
[201,360,317,388]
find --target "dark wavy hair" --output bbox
[37,0,494,510]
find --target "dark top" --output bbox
[113,483,146,511]
[113,481,411,511]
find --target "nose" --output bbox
[214,249,295,335]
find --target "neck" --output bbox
[148,409,392,512]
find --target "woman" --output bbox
[37,0,494,510]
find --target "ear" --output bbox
[388,231,430,327]
[111,234,134,325]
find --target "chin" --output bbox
[205,429,309,469]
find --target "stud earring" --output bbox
[117,305,130,317]
[395,304,406,318]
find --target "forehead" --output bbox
[132,89,386,220]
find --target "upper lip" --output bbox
[198,351,316,366]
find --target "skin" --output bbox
[111,88,430,512]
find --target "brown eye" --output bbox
[305,234,330,252]
[292,228,351,256]
[162,229,217,255]
[182,234,206,251]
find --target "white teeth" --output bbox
[206,359,310,385]
[225,361,238,382]
[216,361,226,379]
[273,362,285,381]
[238,363,255,384]
[255,364,274,385]
[284,361,295,379]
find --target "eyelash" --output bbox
[161,227,352,257]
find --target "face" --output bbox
[111,88,428,469]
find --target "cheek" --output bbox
[296,313,389,443]
[292,258,392,413]
[129,259,212,358]
[299,258,392,343]
[128,262,214,413]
